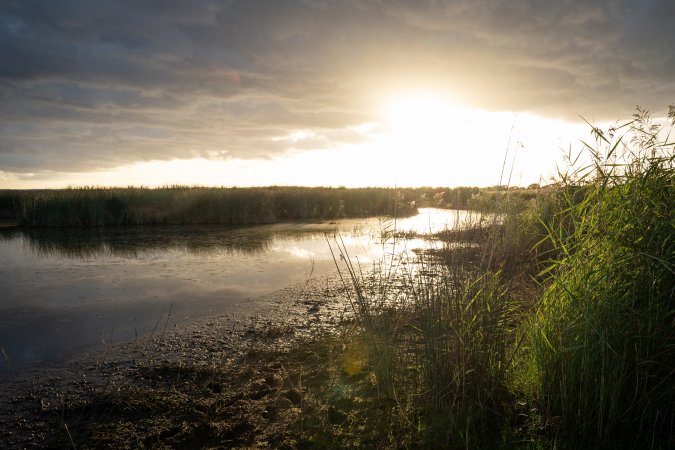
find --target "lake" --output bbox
[0,208,477,374]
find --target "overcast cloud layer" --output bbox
[1,0,674,175]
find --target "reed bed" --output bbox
[519,110,675,448]
[0,186,544,228]
[330,213,520,447]
[327,106,674,448]
[0,186,417,227]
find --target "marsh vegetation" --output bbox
[316,107,674,448]
[0,185,540,228]
[2,107,673,449]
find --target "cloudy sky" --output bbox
[1,0,674,188]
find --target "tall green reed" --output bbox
[522,107,674,448]
[327,106,674,448]
[331,211,520,447]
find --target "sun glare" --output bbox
[383,93,464,130]
[373,91,484,179]
[366,90,590,187]
[1,88,590,189]
[381,91,478,154]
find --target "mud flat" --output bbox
[0,274,357,449]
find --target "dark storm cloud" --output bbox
[1,0,673,174]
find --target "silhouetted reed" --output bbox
[0,186,417,228]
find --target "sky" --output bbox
[1,0,674,188]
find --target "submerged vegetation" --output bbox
[3,107,673,449]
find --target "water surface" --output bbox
[0,208,472,373]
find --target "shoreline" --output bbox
[0,273,352,449]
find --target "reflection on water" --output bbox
[9,224,316,259]
[395,208,486,235]
[0,208,480,260]
[0,208,472,374]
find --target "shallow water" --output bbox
[0,208,473,373]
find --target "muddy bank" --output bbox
[0,274,357,449]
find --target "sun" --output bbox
[363,90,513,185]
[378,91,467,150]
[374,91,469,160]
[383,92,463,129]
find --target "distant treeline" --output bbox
[415,184,544,210]
[0,185,548,228]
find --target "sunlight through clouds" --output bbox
[0,109,592,189]
[1,0,673,188]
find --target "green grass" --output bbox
[518,110,675,448]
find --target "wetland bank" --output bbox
[1,143,674,450]
[0,188,480,447]
[4,0,675,446]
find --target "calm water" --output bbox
[0,208,476,373]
